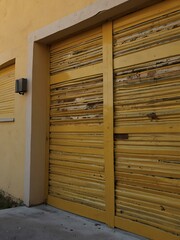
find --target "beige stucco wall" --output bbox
[0,0,97,200]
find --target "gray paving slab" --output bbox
[0,205,148,240]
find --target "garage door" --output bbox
[48,1,180,239]
[113,2,180,240]
[48,27,106,222]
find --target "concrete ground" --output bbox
[0,205,148,240]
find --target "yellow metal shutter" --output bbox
[0,65,15,119]
[48,27,105,221]
[47,1,180,239]
[113,2,180,240]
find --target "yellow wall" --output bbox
[0,0,97,200]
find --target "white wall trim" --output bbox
[29,0,162,43]
[24,39,34,206]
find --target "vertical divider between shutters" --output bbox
[103,21,115,227]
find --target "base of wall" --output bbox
[0,190,23,207]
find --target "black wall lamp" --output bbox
[15,78,27,95]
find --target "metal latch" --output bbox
[114,133,129,140]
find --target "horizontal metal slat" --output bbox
[113,10,180,58]
[50,63,103,85]
[50,27,102,75]
[0,65,15,118]
[114,123,180,133]
[114,40,180,70]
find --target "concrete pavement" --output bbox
[0,205,148,240]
